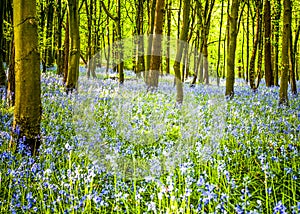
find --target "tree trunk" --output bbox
[135,0,145,78]
[56,0,65,76]
[264,0,273,87]
[63,15,69,84]
[256,25,263,88]
[165,0,171,75]
[148,0,165,89]
[173,0,190,104]
[294,22,300,80]
[203,39,209,85]
[274,0,281,86]
[249,0,261,91]
[225,0,240,98]
[145,0,156,84]
[246,0,250,83]
[7,44,15,107]
[66,0,80,93]
[216,0,224,86]
[289,7,297,95]
[116,0,124,84]
[12,0,41,155]
[279,0,291,105]
[86,0,96,79]
[0,0,6,88]
[45,0,55,67]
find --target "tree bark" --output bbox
[45,0,55,67]
[249,0,261,91]
[173,0,190,104]
[148,0,165,89]
[225,0,240,98]
[264,0,273,87]
[165,0,171,75]
[279,0,291,105]
[66,0,80,93]
[216,0,224,86]
[274,0,281,86]
[145,0,156,84]
[56,0,65,76]
[63,15,69,84]
[7,43,15,107]
[12,0,41,155]
[0,0,6,88]
[135,0,145,78]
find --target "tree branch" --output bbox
[100,1,118,21]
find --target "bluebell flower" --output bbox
[197,176,205,187]
[235,205,244,214]
[273,201,287,214]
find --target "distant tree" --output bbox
[101,0,124,84]
[12,0,41,155]
[63,15,70,84]
[145,0,157,84]
[289,1,297,96]
[134,0,146,77]
[264,0,274,87]
[173,0,190,104]
[86,0,97,79]
[165,0,172,75]
[273,0,281,86]
[56,0,66,76]
[279,0,291,105]
[148,0,165,89]
[7,43,15,107]
[0,0,6,89]
[66,0,80,93]
[216,0,224,86]
[249,0,262,91]
[45,0,55,68]
[225,0,241,98]
[294,21,300,80]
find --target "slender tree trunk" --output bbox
[264,0,273,87]
[40,1,47,73]
[66,0,80,93]
[225,0,240,98]
[135,0,145,77]
[0,0,6,88]
[256,25,263,88]
[249,0,261,91]
[116,0,124,84]
[148,0,165,89]
[216,0,224,86]
[173,0,190,103]
[294,23,300,80]
[279,0,291,105]
[7,43,15,107]
[165,0,171,75]
[203,38,209,85]
[12,0,41,155]
[86,0,92,79]
[45,0,54,67]
[145,0,156,84]
[63,15,69,84]
[245,0,251,83]
[289,7,297,95]
[56,0,65,76]
[86,0,96,79]
[274,0,281,86]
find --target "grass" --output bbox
[0,71,299,213]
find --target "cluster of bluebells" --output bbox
[0,72,299,213]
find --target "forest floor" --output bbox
[0,69,299,213]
